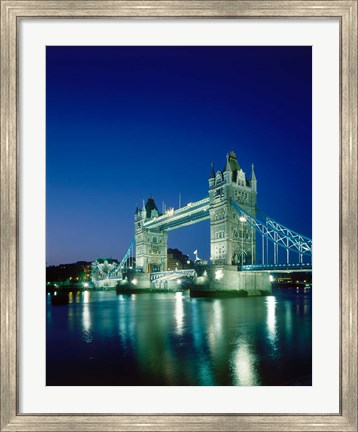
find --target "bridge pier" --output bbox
[190,264,272,297]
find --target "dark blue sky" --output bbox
[46,46,312,265]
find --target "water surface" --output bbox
[46,290,311,386]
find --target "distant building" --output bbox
[167,248,193,271]
[46,261,92,284]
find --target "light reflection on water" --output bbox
[266,296,277,348]
[47,290,312,386]
[231,338,259,386]
[82,302,93,344]
[175,292,184,336]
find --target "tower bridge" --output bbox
[116,150,311,296]
[135,151,262,273]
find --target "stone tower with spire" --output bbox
[134,195,168,272]
[209,150,257,266]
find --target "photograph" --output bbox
[45,46,313,386]
[2,0,357,429]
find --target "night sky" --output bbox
[46,46,312,265]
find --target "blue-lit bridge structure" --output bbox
[241,263,312,272]
[93,151,312,289]
[126,200,312,267]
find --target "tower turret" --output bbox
[209,162,215,188]
[250,163,257,192]
[223,153,232,183]
[145,195,160,219]
[141,199,146,219]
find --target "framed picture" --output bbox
[1,1,357,431]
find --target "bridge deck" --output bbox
[144,198,210,231]
[150,269,196,282]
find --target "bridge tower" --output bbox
[209,151,257,266]
[135,196,168,273]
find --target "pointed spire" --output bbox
[210,161,215,178]
[141,199,147,219]
[250,163,256,181]
[225,153,232,172]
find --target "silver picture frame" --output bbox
[1,1,357,430]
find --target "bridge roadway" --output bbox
[150,269,196,282]
[143,197,210,231]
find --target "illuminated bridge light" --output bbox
[215,269,223,280]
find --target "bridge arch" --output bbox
[232,249,247,266]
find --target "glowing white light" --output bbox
[269,275,274,282]
[215,269,223,280]
[132,278,137,285]
[83,290,90,303]
[239,216,247,223]
[177,279,182,285]
[83,282,89,288]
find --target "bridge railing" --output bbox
[241,263,312,271]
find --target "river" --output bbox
[46,289,311,386]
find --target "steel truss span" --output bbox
[230,199,312,260]
[118,239,135,271]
